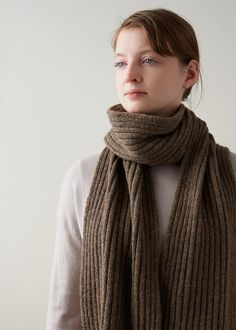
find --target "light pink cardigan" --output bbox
[46,151,236,330]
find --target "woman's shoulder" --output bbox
[63,152,101,187]
[57,152,102,235]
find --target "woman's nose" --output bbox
[124,64,142,83]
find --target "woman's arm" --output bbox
[46,161,83,330]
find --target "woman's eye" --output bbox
[143,58,155,64]
[114,61,125,68]
[114,58,155,68]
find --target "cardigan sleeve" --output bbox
[46,161,83,330]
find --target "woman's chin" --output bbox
[121,102,150,114]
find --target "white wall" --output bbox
[0,0,235,329]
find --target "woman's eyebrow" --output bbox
[114,49,156,58]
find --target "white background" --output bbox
[0,0,235,329]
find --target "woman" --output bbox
[46,8,236,329]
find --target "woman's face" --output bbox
[114,27,193,116]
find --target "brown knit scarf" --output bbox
[79,102,236,329]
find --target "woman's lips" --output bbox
[125,92,147,99]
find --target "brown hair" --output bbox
[111,8,202,102]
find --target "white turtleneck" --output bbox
[46,150,236,330]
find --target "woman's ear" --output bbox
[183,60,199,89]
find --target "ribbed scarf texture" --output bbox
[80,102,236,329]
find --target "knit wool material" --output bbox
[79,103,236,329]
